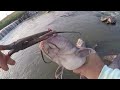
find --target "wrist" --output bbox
[85,53,105,79]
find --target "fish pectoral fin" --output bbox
[55,65,64,79]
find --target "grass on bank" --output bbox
[0,11,25,30]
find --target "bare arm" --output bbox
[73,53,120,79]
[73,53,104,79]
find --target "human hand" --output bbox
[0,51,15,71]
[73,53,105,79]
[39,32,103,79]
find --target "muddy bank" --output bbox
[0,11,120,79]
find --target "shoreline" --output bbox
[0,11,46,40]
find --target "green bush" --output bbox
[0,11,25,30]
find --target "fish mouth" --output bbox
[40,33,61,49]
[40,41,52,60]
[40,39,61,63]
[39,34,60,55]
[40,41,49,54]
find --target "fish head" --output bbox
[39,34,95,70]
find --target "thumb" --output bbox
[0,52,9,71]
[0,57,9,71]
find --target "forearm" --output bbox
[98,65,120,79]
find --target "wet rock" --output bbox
[101,16,116,25]
[109,54,120,69]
